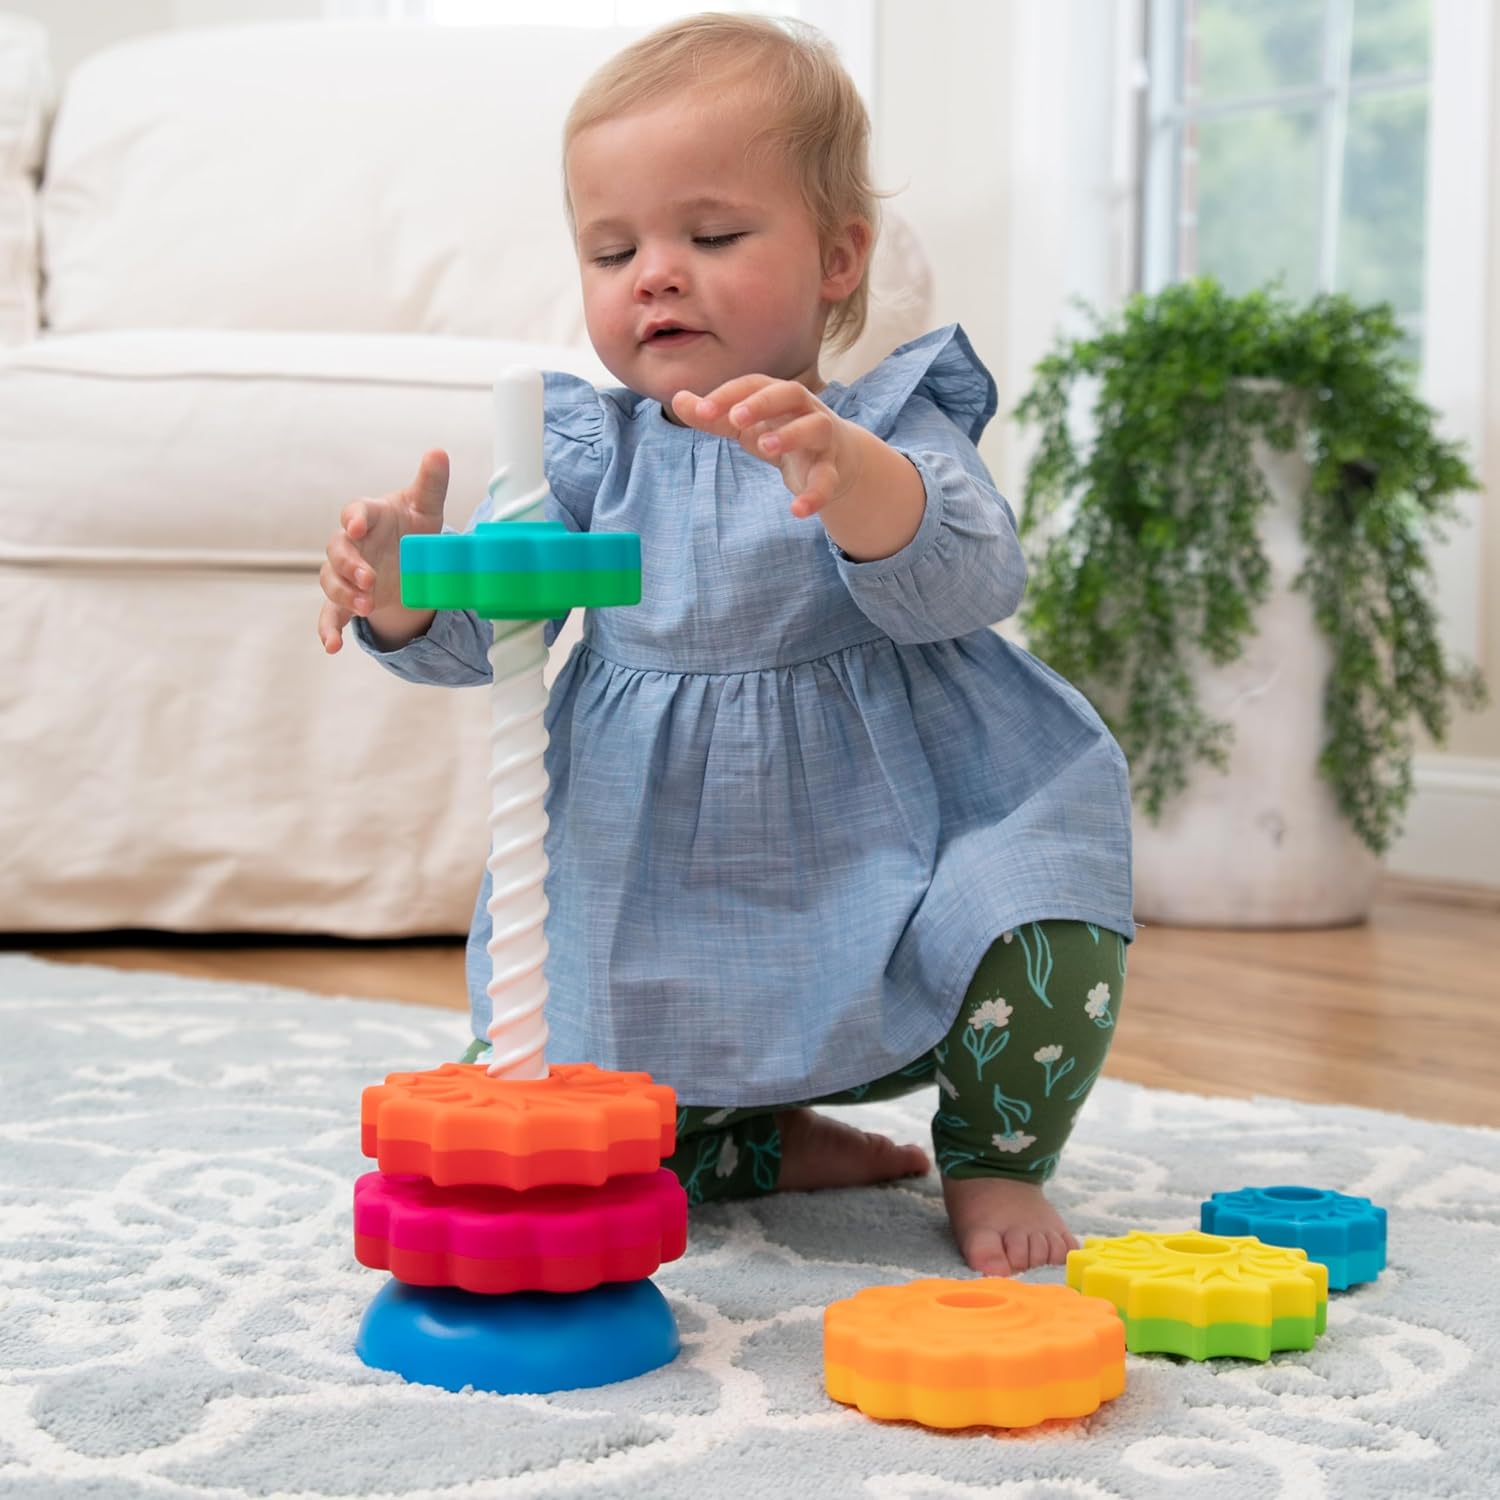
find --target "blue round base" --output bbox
[356,1277,680,1394]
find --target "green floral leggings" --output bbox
[667,920,1127,1206]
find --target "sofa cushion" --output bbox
[0,330,610,561]
[40,22,627,341]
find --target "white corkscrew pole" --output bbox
[482,368,551,1080]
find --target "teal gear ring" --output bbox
[1200,1186,1387,1290]
[401,522,641,620]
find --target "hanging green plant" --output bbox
[1013,278,1486,855]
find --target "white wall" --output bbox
[870,0,1009,476]
[874,0,1138,500]
[6,0,323,78]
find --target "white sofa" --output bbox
[0,16,934,936]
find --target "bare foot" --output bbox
[773,1107,930,1192]
[942,1176,1078,1276]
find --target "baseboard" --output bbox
[1385,754,1500,890]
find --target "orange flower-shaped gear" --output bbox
[824,1278,1125,1430]
[361,1063,677,1190]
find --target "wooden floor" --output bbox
[11,878,1499,1128]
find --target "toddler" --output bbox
[317,13,1134,1278]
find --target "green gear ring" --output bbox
[401,522,641,620]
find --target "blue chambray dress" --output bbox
[357,325,1134,1108]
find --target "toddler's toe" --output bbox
[1001,1226,1037,1274]
[894,1141,931,1178]
[963,1226,1013,1278]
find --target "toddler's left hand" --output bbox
[671,377,862,520]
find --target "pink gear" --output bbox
[354,1166,687,1295]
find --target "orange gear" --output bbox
[824,1278,1125,1430]
[361,1062,676,1190]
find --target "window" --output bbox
[1143,0,1431,351]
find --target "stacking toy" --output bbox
[824,1279,1126,1430]
[1066,1230,1327,1361]
[1201,1186,1386,1290]
[353,368,680,1395]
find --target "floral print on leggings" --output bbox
[667,919,1126,1204]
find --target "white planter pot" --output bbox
[1130,428,1380,928]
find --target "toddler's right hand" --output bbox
[318,450,449,654]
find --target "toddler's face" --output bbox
[567,89,841,405]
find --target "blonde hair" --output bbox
[563,11,881,354]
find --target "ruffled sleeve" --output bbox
[827,325,1024,644]
[537,370,611,533]
[835,324,997,445]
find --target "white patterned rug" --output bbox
[2,953,1498,1500]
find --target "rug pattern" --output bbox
[2,956,1498,1500]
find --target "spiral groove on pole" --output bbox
[481,369,553,1080]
